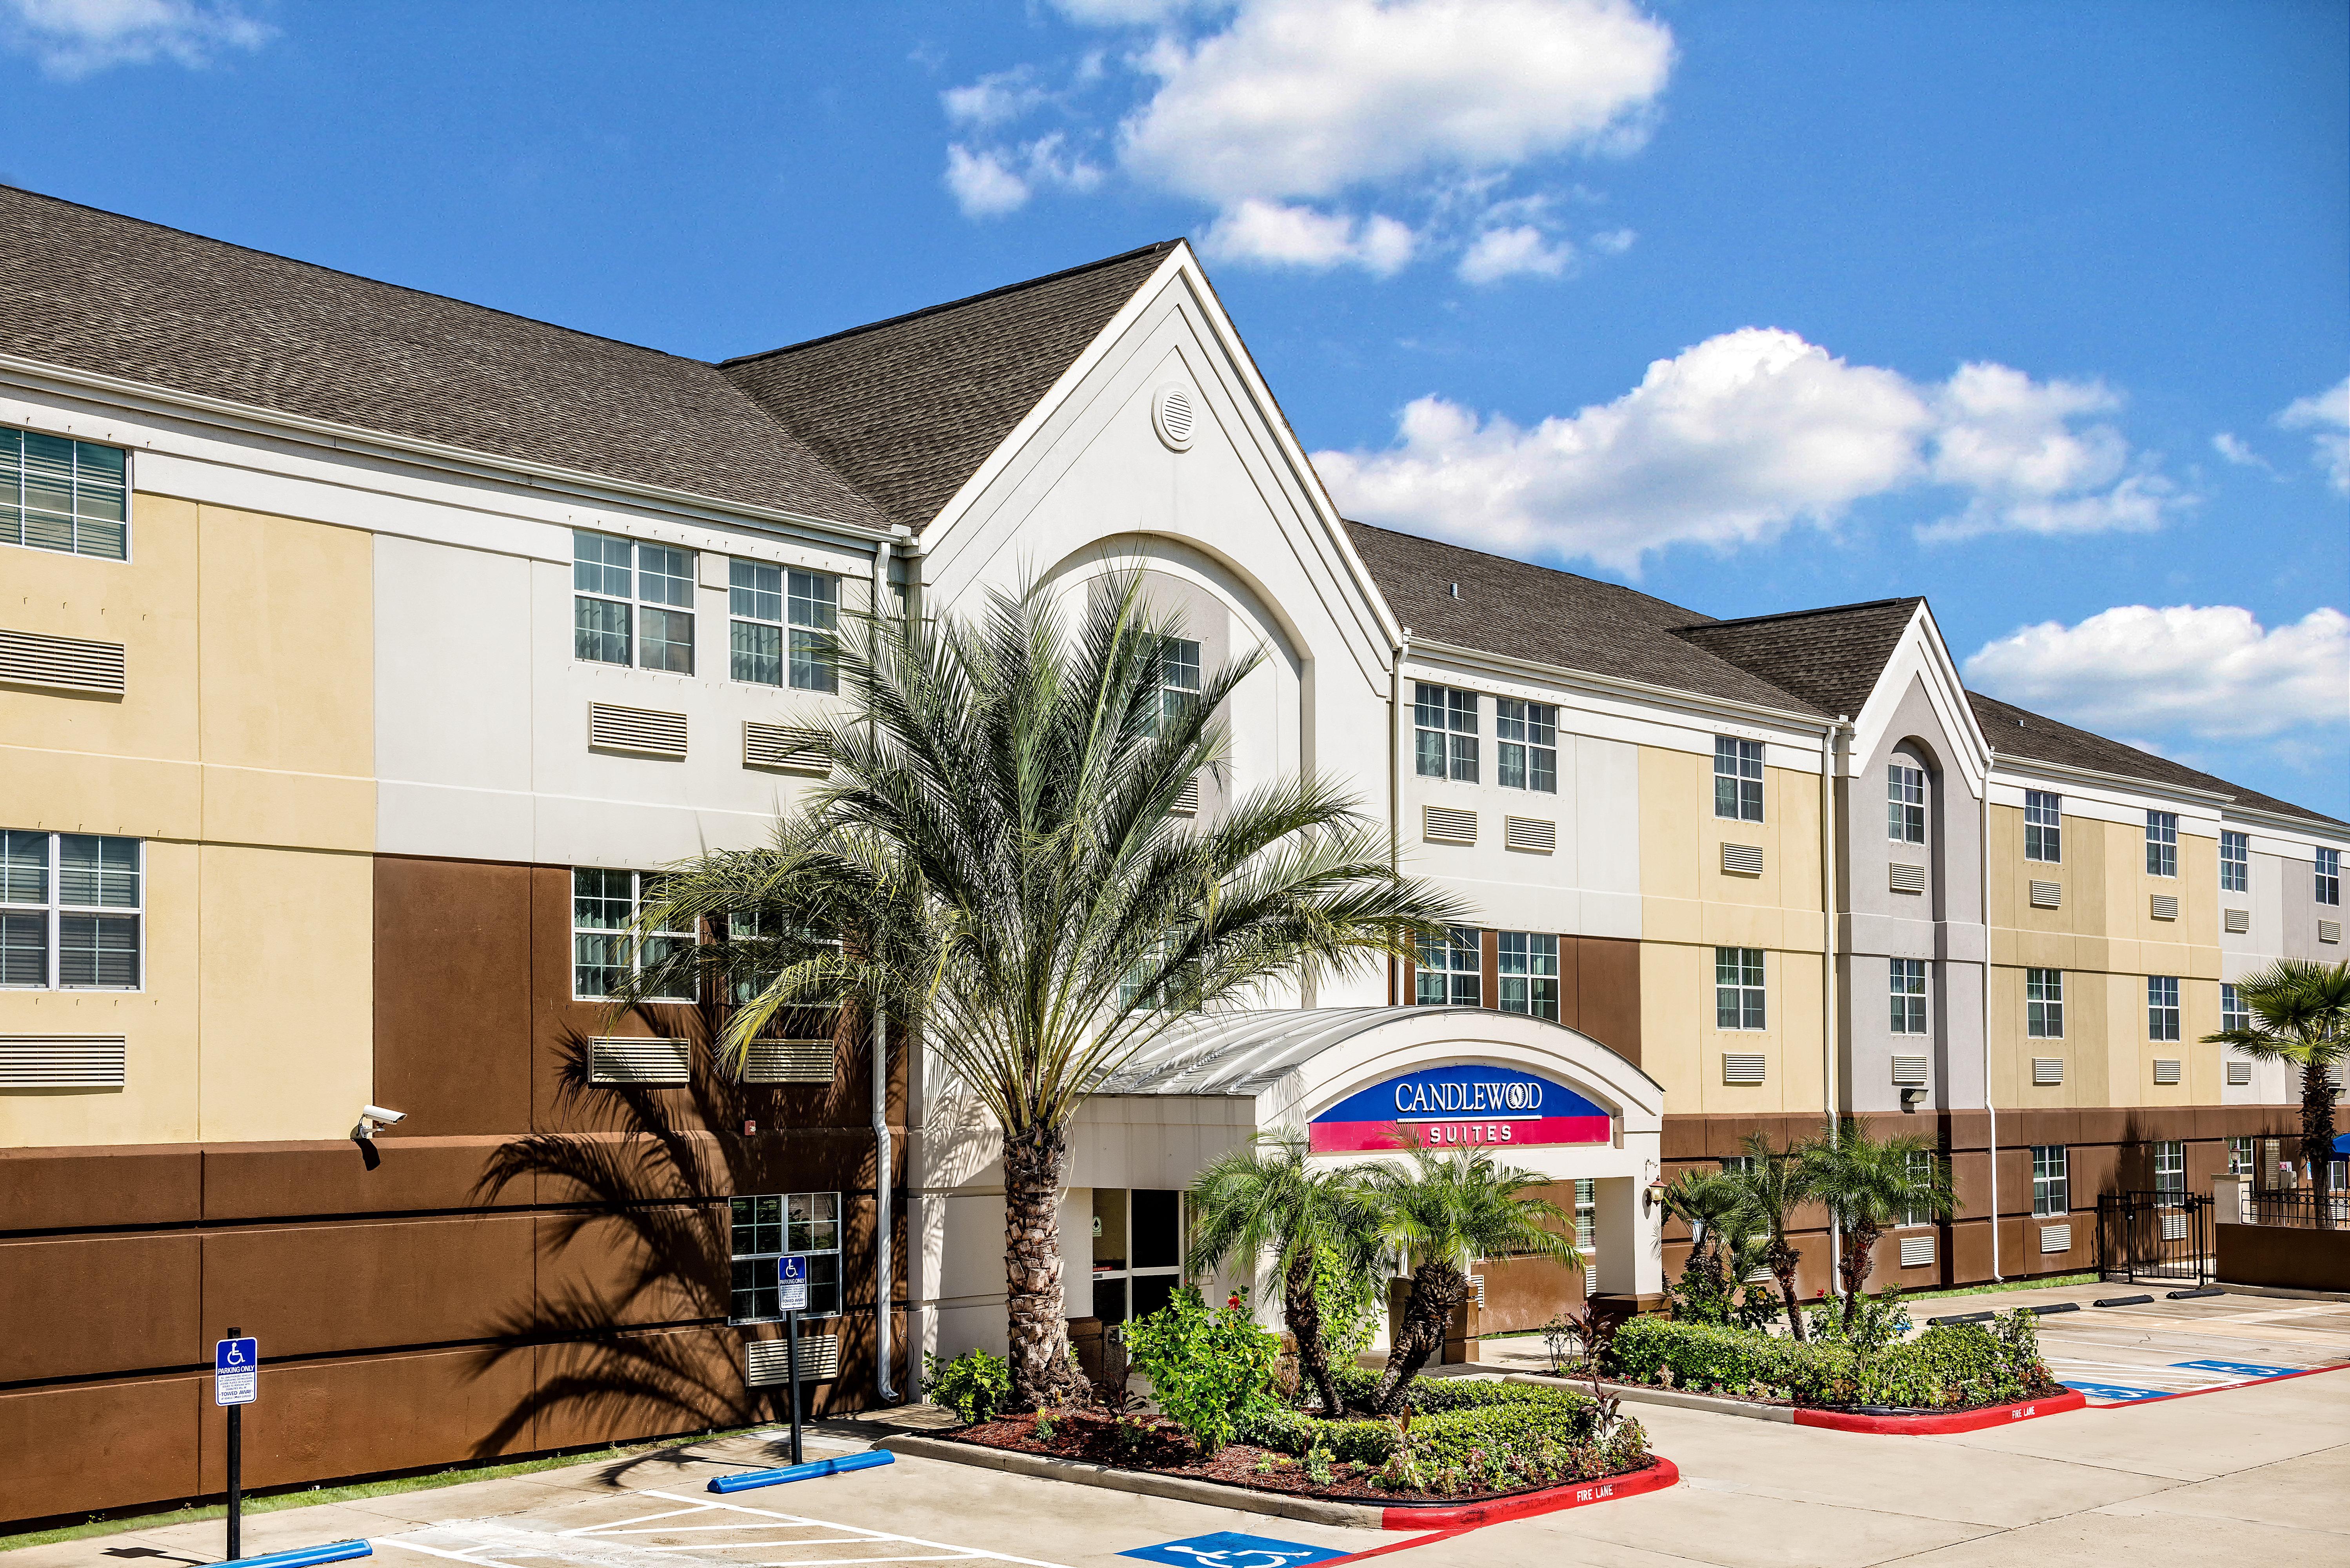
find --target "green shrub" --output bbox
[1602,1313,2054,1410]
[1124,1287,1283,1454]
[925,1348,1012,1425]
[1233,1375,1650,1494]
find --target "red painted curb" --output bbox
[1791,1390,2086,1434]
[1374,1455,1679,1530]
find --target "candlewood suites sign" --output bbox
[1308,1065,1610,1153]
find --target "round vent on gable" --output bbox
[1152,383,1196,451]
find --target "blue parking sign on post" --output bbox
[777,1254,809,1312]
[214,1337,258,1406]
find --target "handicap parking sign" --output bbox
[777,1254,809,1312]
[1121,1532,1348,1568]
[214,1337,258,1406]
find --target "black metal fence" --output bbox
[2096,1191,2209,1283]
[2246,1188,2348,1229]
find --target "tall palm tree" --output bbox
[615,576,1461,1409]
[1359,1145,1579,1412]
[1801,1119,1957,1325]
[1185,1134,1387,1416]
[1718,1131,1814,1341]
[2203,958,2350,1221]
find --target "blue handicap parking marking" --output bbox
[1121,1532,1349,1568]
[2062,1381,2172,1403]
[2172,1359,2305,1380]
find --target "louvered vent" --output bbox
[2149,894,2178,921]
[0,1034,126,1088]
[744,721,826,773]
[2039,1223,2071,1254]
[2226,1060,2251,1086]
[2152,1058,2181,1086]
[2223,908,2249,934]
[1504,816,1556,855]
[1171,775,1201,817]
[1891,1054,1929,1087]
[741,1039,836,1084]
[1721,842,1763,877]
[1154,385,1196,450]
[588,1037,690,1085]
[746,1334,840,1386]
[2323,920,2343,945]
[1744,1262,1773,1284]
[1899,1234,1936,1269]
[1888,862,1926,894]
[0,628,126,695]
[590,702,687,759]
[1467,1275,1485,1309]
[1423,805,1476,844]
[2029,880,2062,909]
[1721,1053,1765,1085]
[2161,1212,2188,1241]
[2032,1058,2065,1087]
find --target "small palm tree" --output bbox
[2203,958,2350,1220]
[616,577,1461,1409]
[1801,1119,1956,1325]
[1660,1167,1746,1322]
[1718,1132,1814,1341]
[1185,1134,1387,1416]
[1359,1145,1579,1412]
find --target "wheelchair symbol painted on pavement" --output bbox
[1120,1532,1348,1568]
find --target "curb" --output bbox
[1792,1392,2086,1433]
[1375,1457,1679,1529]
[1503,1373,1794,1423]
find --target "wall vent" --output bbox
[1721,842,1764,877]
[2039,1223,2072,1254]
[1423,805,1477,845]
[746,1334,839,1386]
[1721,1053,1766,1085]
[2149,894,2178,921]
[0,1034,126,1089]
[1888,862,1926,895]
[0,627,126,695]
[741,1039,836,1084]
[2152,1058,2181,1086]
[744,721,827,773]
[591,702,687,759]
[2226,1060,2252,1086]
[2223,907,2250,934]
[1171,775,1201,817]
[2322,920,2343,946]
[1152,385,1196,451]
[1505,816,1557,855]
[2029,880,2062,909]
[1899,1234,1936,1269]
[1891,1054,1929,1087]
[2032,1058,2065,1087]
[2161,1212,2188,1241]
[1467,1275,1486,1309]
[588,1036,691,1085]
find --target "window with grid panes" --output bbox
[729,1192,841,1321]
[1901,1150,1939,1227]
[1498,931,1558,1020]
[729,560,785,685]
[1714,737,1764,822]
[572,869,696,1000]
[1,429,128,560]
[787,570,840,691]
[1413,684,1477,782]
[2221,982,2250,1034]
[2025,791,2061,862]
[1495,700,1557,792]
[1156,637,1200,730]
[2145,811,2177,878]
[2031,1145,2068,1216]
[2147,975,2181,1041]
[1888,763,1926,844]
[0,831,142,989]
[1715,947,1765,1030]
[2026,968,2063,1038]
[574,530,695,673]
[1416,927,1480,1006]
[2227,1137,2256,1177]
[2219,831,2249,894]
[2154,1140,2185,1196]
[1574,1178,1596,1287]
[1890,958,1927,1034]
[2320,848,2342,907]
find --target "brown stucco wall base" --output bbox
[2217,1221,2350,1293]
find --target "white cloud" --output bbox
[1588,226,1636,255]
[1458,225,1574,284]
[1051,0,1225,21]
[1963,605,2350,744]
[1200,198,1414,274]
[1914,363,2176,541]
[942,134,1105,218]
[2279,375,2350,495]
[0,0,268,78]
[2212,432,2275,473]
[942,67,1051,129]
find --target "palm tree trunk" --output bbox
[1001,1124,1082,1410]
[1839,1222,1879,1321]
[2304,1060,2338,1229]
[1370,1260,1462,1413]
[1281,1250,1341,1417]
[1768,1238,1806,1341]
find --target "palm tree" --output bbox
[1801,1119,1957,1326]
[1659,1167,1745,1322]
[1359,1145,1579,1412]
[2203,958,2350,1221]
[1718,1132,1814,1341]
[1185,1134,1388,1416]
[615,576,1462,1409]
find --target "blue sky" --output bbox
[4,0,2344,814]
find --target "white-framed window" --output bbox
[1414,683,1478,782]
[2031,1145,2068,1217]
[2025,790,2061,863]
[1888,763,1926,844]
[732,565,841,691]
[2147,975,2181,1042]
[2219,830,2249,894]
[2145,810,2177,878]
[2320,848,2343,907]
[572,868,695,1001]
[2153,1140,2185,1196]
[1890,958,1928,1035]
[2221,982,2250,1034]
[2026,968,2063,1038]
[574,530,696,674]
[1715,946,1765,1031]
[789,571,840,692]
[1416,926,1480,1006]
[1573,1177,1596,1287]
[2227,1137,2256,1177]
[1090,1187,1184,1327]
[1901,1150,1938,1227]
[2,428,128,561]
[1715,737,1764,822]
[1498,931,1559,1020]
[1496,699,1558,793]
[1157,637,1201,730]
[0,830,142,990]
[730,1192,841,1322]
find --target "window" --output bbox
[574,530,695,674]
[2026,968,2064,1038]
[2221,982,2249,1034]
[1413,683,1477,782]
[2147,975,2180,1042]
[729,1192,841,1322]
[1573,1178,1596,1265]
[2153,1140,2185,1196]
[1888,763,1926,844]
[1156,637,1201,730]
[728,561,785,686]
[1498,931,1559,1020]
[1714,737,1764,822]
[2024,791,2061,863]
[788,571,840,691]
[2,429,127,560]
[1902,1150,1938,1227]
[0,831,142,989]
[1889,958,1928,1035]
[2145,811,2177,878]
[2219,831,2249,894]
[2227,1137,2256,1177]
[1496,700,1558,793]
[1091,1188,1183,1326]
[572,868,695,1001]
[2320,848,2343,907]
[1715,947,1765,1031]
[1416,927,1481,1007]
[2031,1145,2069,1217]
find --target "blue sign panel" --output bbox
[1121,1533,1348,1568]
[214,1337,258,1406]
[1310,1064,1608,1152]
[2173,1359,2305,1380]
[777,1254,809,1311]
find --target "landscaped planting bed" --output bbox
[1599,1310,2064,1414]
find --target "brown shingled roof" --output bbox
[722,241,1180,533]
[1673,598,1924,720]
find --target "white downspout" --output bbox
[1983,747,2001,1281]
[1821,718,1844,1292]
[1390,630,1408,1003]
[871,540,899,1402]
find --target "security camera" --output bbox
[354,1105,407,1140]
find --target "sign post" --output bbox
[777,1256,809,1465]
[214,1331,258,1561]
